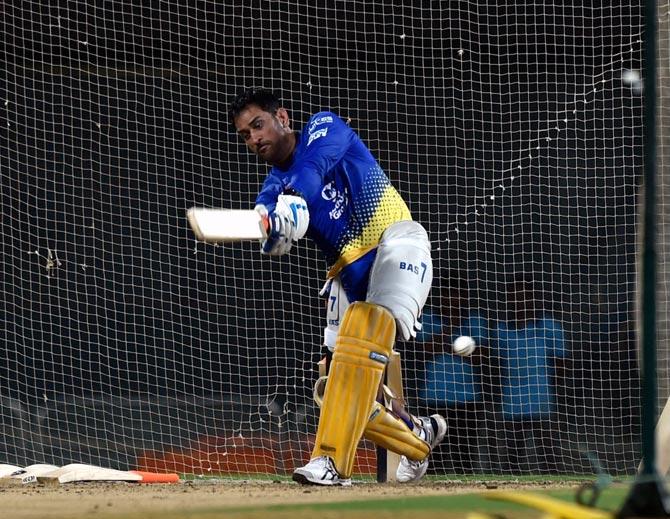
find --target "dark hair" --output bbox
[228,87,281,125]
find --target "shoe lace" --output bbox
[322,458,339,480]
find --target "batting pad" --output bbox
[312,301,395,478]
[364,401,429,462]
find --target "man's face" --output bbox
[234,104,293,166]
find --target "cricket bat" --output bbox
[187,208,267,243]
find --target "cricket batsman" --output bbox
[229,87,447,486]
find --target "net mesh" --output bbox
[0,1,648,476]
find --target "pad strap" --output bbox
[364,402,430,462]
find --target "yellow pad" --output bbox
[364,402,429,462]
[312,302,395,478]
[313,377,428,462]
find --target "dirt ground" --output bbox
[0,478,581,519]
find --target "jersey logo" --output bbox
[321,181,338,201]
[307,128,328,146]
[321,181,348,220]
[308,115,333,133]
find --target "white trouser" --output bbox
[324,220,433,350]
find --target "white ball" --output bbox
[622,68,640,84]
[622,69,643,94]
[452,335,476,356]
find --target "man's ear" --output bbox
[276,107,290,129]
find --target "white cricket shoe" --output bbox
[396,414,447,483]
[292,456,352,486]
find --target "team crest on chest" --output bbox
[321,181,348,220]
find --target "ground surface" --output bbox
[0,477,598,519]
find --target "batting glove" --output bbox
[255,195,309,256]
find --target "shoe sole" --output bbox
[292,470,352,487]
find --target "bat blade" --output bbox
[187,208,266,243]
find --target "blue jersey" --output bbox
[255,112,411,274]
[419,312,488,405]
[496,317,566,419]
